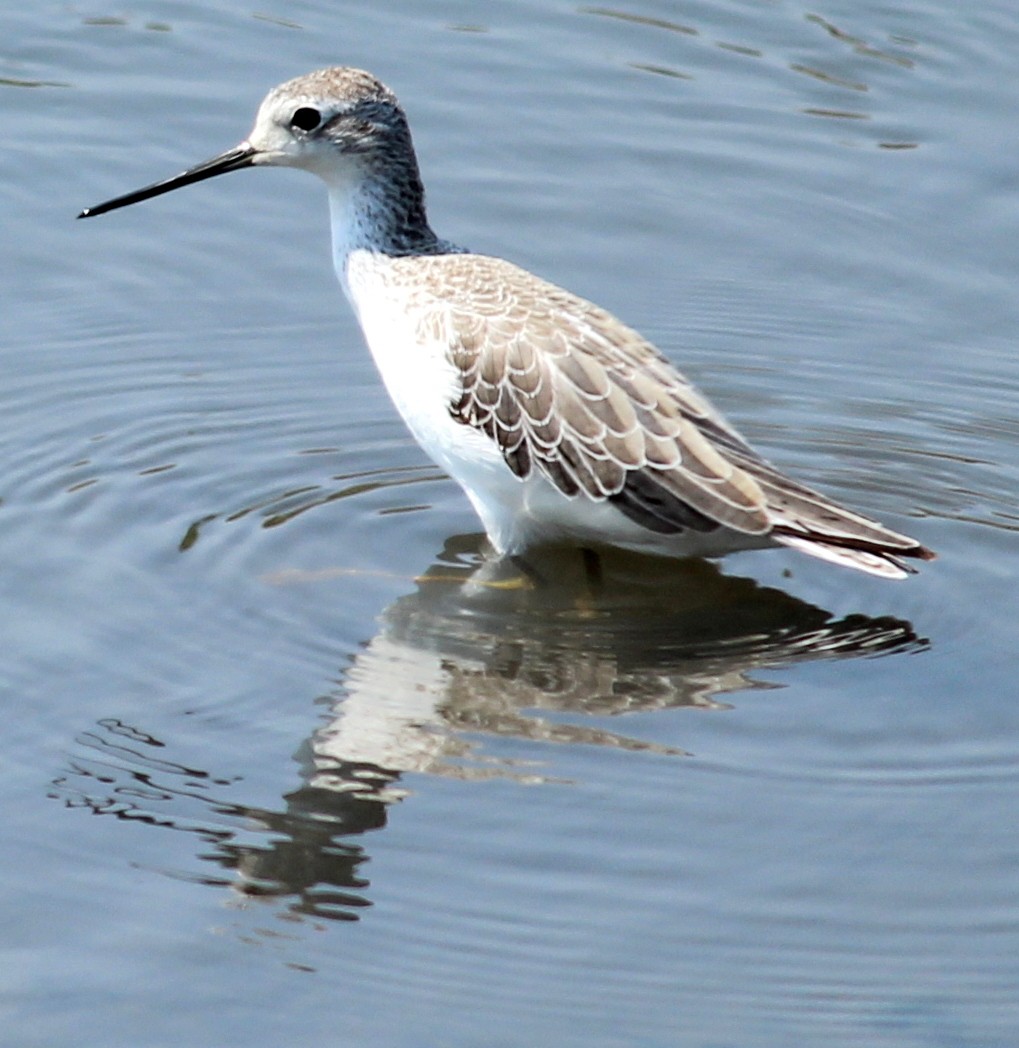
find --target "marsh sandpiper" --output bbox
[80,67,934,578]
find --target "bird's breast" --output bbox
[341,252,506,484]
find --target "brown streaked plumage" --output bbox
[78,67,935,579]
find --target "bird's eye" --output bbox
[290,106,322,132]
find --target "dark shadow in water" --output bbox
[50,536,927,922]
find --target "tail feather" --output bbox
[774,532,930,579]
[726,447,936,578]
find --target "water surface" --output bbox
[4,2,1019,1045]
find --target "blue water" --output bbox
[4,2,1019,1045]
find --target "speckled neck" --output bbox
[325,146,462,261]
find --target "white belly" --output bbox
[341,253,520,543]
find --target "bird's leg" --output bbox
[507,552,548,588]
[580,546,604,592]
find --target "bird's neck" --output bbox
[326,161,447,262]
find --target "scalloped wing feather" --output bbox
[395,253,933,572]
[442,262,772,535]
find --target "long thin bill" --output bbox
[77,143,257,219]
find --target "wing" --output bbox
[402,253,932,568]
[421,255,768,535]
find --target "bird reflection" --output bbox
[51,538,926,921]
[309,539,925,778]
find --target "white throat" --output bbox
[327,181,382,292]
